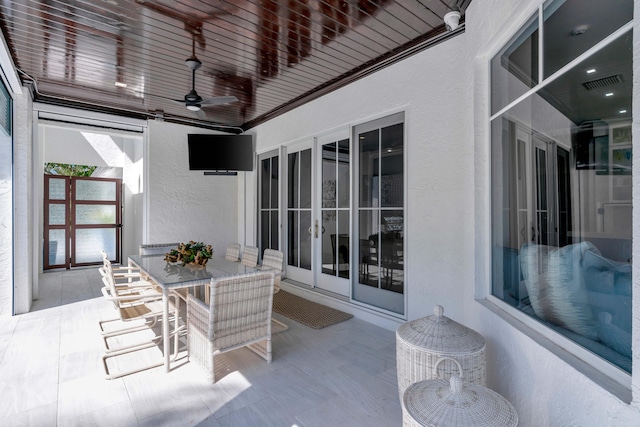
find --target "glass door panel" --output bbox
[71,177,121,266]
[44,176,70,269]
[317,131,350,296]
[285,142,314,283]
[353,113,405,315]
[259,153,280,254]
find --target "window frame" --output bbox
[477,0,634,401]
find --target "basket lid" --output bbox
[403,376,519,427]
[397,305,485,353]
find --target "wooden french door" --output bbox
[44,175,122,269]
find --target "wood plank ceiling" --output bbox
[0,0,468,131]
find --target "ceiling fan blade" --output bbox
[193,108,207,120]
[200,96,238,107]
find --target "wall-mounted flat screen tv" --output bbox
[188,134,254,171]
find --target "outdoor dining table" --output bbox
[128,253,266,372]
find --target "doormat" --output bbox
[273,290,353,329]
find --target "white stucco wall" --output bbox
[12,89,32,314]
[0,99,12,316]
[251,0,640,425]
[145,120,243,257]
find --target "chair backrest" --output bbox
[139,243,180,256]
[261,249,283,273]
[207,271,275,343]
[241,246,259,267]
[225,242,242,261]
[99,270,121,309]
[261,249,284,293]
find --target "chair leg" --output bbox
[247,338,272,363]
[102,342,164,380]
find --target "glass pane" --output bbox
[261,158,270,209]
[337,139,350,209]
[322,142,337,209]
[260,211,269,252]
[380,210,403,293]
[270,210,278,250]
[288,152,299,209]
[48,229,66,265]
[381,123,404,207]
[359,209,379,288]
[491,13,538,115]
[491,28,632,372]
[76,205,116,225]
[338,210,350,279]
[299,149,312,209]
[287,211,298,266]
[49,178,67,200]
[299,210,312,270]
[76,180,116,201]
[270,156,279,209]
[359,129,379,208]
[75,228,116,263]
[543,0,633,78]
[322,209,337,275]
[49,204,66,225]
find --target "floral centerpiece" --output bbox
[164,241,213,267]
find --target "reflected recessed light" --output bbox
[114,81,127,88]
[605,92,614,97]
[572,25,589,36]
[619,109,627,114]
[387,149,392,153]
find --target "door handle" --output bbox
[315,220,319,238]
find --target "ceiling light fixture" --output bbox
[114,81,127,88]
[605,92,614,97]
[619,109,627,114]
[586,69,596,74]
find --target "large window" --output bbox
[491,0,633,374]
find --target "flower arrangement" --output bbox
[164,241,213,266]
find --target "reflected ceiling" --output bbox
[0,0,468,131]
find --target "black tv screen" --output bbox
[188,134,254,171]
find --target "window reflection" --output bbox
[358,121,404,295]
[491,1,632,374]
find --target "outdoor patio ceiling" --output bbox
[0,0,468,131]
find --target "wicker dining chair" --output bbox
[260,249,284,293]
[186,270,275,383]
[225,242,242,261]
[240,245,259,267]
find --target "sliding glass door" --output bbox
[353,112,405,315]
[262,113,406,315]
[315,130,350,296]
[285,140,313,284]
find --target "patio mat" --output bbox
[273,290,353,329]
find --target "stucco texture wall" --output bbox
[252,0,640,425]
[146,120,241,257]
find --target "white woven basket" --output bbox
[402,358,518,427]
[396,305,486,402]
